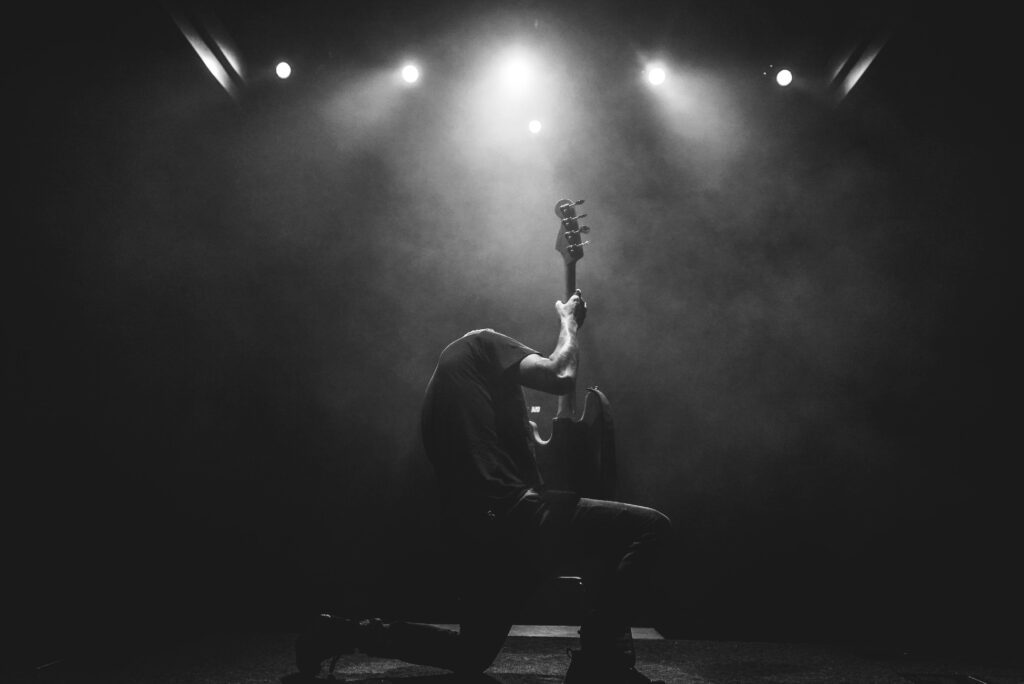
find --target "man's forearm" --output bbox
[548,319,579,387]
[518,293,585,395]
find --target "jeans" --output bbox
[371,489,671,674]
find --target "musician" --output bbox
[297,289,670,683]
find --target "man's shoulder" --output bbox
[445,329,539,368]
[439,329,500,362]
[461,327,496,339]
[462,328,510,343]
[470,329,537,353]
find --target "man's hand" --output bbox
[556,289,587,328]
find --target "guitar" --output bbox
[530,198,617,500]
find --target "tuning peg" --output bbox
[579,225,590,233]
[574,199,585,206]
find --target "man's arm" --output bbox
[518,290,586,395]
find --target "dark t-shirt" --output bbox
[421,328,543,520]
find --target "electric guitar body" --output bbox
[531,199,617,500]
[535,386,617,500]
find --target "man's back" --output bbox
[421,329,542,521]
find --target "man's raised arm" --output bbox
[518,289,586,395]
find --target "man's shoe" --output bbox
[295,613,360,677]
[563,648,665,684]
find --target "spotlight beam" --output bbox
[166,2,244,99]
[831,29,892,102]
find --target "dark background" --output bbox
[8,0,1018,669]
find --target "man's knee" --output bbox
[639,507,672,550]
[652,509,671,537]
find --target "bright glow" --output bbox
[401,64,420,84]
[276,62,291,79]
[776,69,792,86]
[500,51,533,93]
[646,64,667,86]
[528,119,542,134]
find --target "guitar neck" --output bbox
[555,261,578,419]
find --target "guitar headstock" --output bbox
[554,198,590,265]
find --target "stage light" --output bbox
[401,63,420,84]
[276,61,291,79]
[528,119,542,134]
[762,64,794,87]
[645,64,667,86]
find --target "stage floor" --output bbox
[17,627,1024,683]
